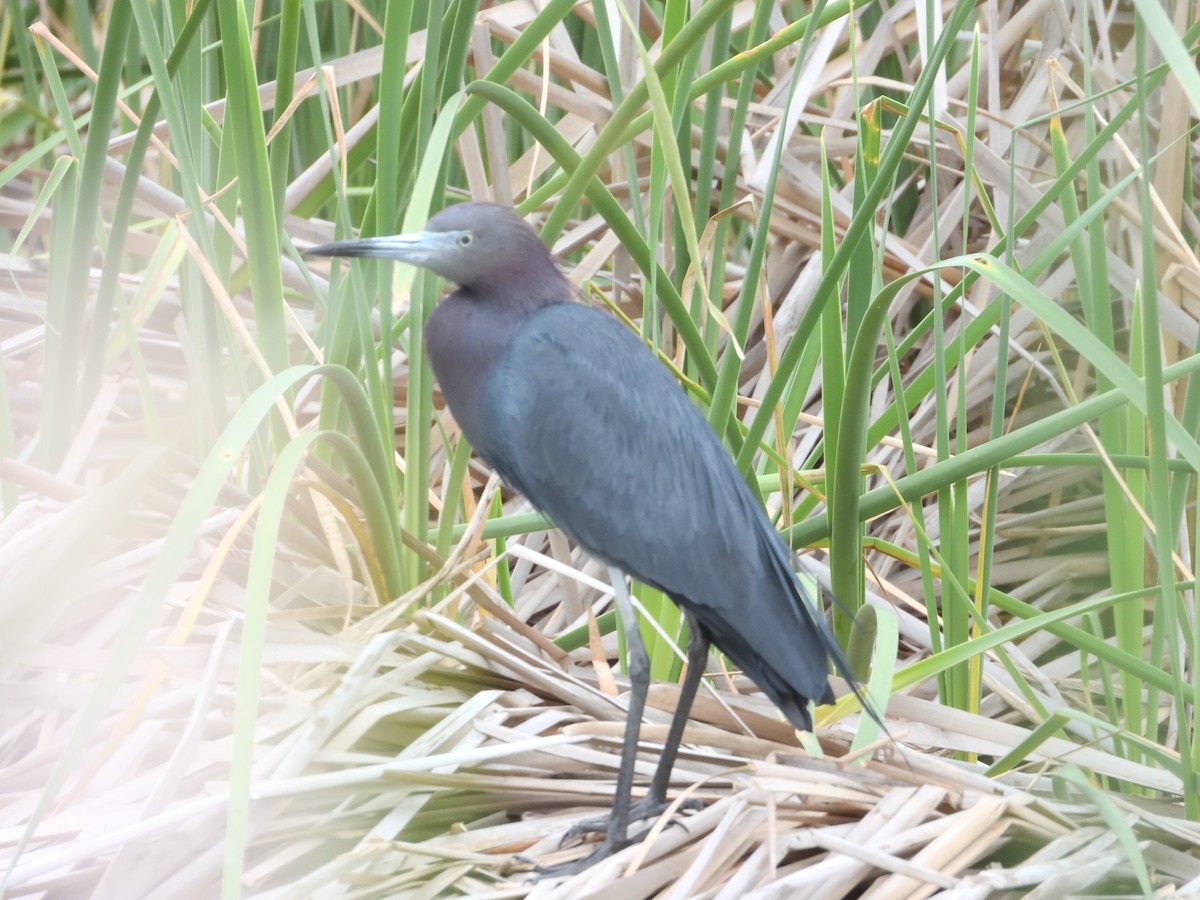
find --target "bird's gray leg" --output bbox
[545,597,708,879]
[641,610,708,809]
[541,568,648,875]
[599,566,650,847]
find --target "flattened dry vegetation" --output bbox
[2,0,1199,896]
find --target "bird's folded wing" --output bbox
[479,304,837,701]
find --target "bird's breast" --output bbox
[424,295,526,463]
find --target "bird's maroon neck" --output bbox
[455,261,571,313]
[424,287,563,455]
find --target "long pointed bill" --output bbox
[302,231,459,267]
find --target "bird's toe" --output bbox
[557,795,705,848]
[532,837,624,880]
[559,812,624,847]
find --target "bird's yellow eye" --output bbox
[457,232,473,247]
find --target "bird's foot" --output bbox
[560,795,703,848]
[531,795,706,878]
[531,834,626,879]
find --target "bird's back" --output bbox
[478,303,840,728]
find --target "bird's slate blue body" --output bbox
[475,302,837,725]
[306,202,856,874]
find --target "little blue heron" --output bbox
[305,202,861,872]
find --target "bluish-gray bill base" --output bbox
[304,202,875,877]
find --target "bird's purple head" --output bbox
[305,202,565,302]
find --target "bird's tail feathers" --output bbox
[759,524,886,730]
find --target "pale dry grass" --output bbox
[3,0,1200,897]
